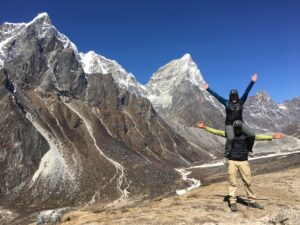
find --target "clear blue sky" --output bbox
[1,0,299,102]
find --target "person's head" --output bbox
[229,89,239,103]
[233,120,243,136]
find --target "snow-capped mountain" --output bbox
[0,13,214,209]
[77,48,300,156]
[145,53,225,128]
[144,54,300,137]
[146,54,204,110]
[79,51,147,96]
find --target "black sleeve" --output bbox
[240,81,255,104]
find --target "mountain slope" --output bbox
[0,13,212,208]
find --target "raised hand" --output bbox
[203,83,209,90]
[197,121,206,129]
[252,73,258,82]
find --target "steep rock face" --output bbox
[0,69,49,201]
[0,13,211,208]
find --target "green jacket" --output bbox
[205,127,273,140]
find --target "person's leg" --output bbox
[242,124,255,138]
[238,161,256,202]
[225,125,235,140]
[242,124,256,151]
[228,160,238,204]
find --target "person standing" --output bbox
[223,120,264,211]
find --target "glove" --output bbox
[223,157,228,165]
[248,152,254,158]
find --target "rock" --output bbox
[36,207,72,225]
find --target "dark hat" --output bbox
[233,120,243,128]
[229,89,239,100]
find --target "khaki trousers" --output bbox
[227,160,256,204]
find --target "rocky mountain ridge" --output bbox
[75,37,299,137]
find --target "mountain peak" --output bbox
[180,53,192,61]
[148,53,204,87]
[27,12,51,26]
[35,12,50,20]
[250,90,277,105]
[256,90,271,98]
[145,54,206,109]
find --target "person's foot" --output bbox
[230,203,238,212]
[248,201,264,209]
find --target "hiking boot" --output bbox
[230,203,237,212]
[248,201,264,209]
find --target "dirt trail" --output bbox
[59,167,300,225]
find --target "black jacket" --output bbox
[225,134,255,161]
[207,81,255,125]
[225,101,243,125]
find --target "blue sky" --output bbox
[1,0,299,102]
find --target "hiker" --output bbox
[203,74,257,150]
[213,120,264,211]
[197,121,283,140]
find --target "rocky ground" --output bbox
[1,153,299,225]
[56,166,300,224]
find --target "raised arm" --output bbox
[197,121,225,137]
[197,121,283,140]
[240,74,257,103]
[256,133,283,140]
[255,134,273,140]
[206,127,226,137]
[203,83,228,106]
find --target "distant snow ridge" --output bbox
[79,51,147,96]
